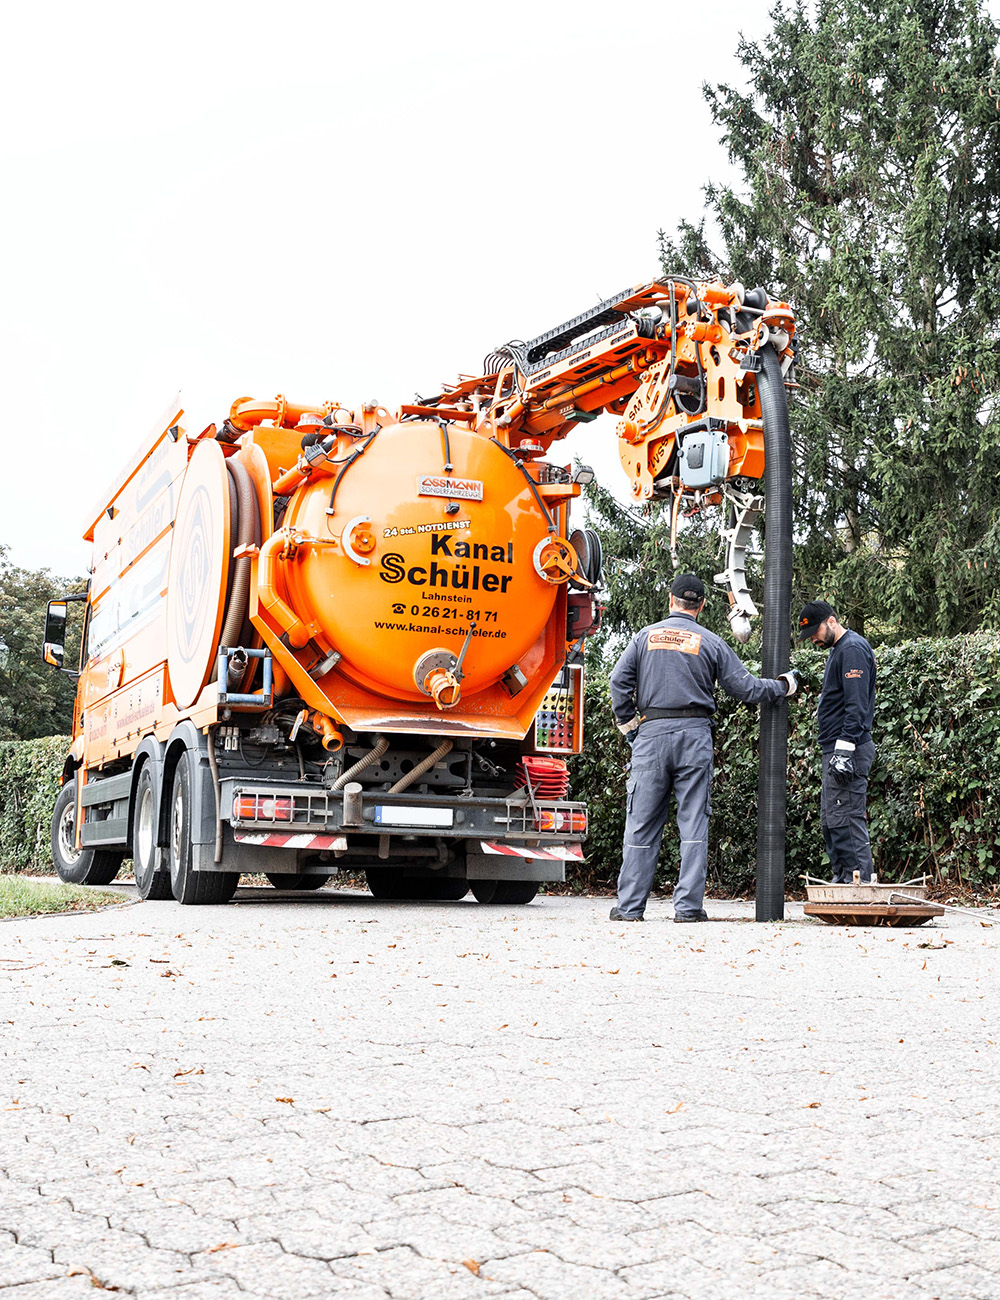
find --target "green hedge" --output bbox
[0,736,68,874]
[574,630,1000,895]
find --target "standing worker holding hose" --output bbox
[609,575,798,923]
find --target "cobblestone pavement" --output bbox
[1,886,998,1300]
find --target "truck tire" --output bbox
[133,765,172,901]
[266,874,332,891]
[470,879,539,905]
[168,753,239,905]
[366,871,469,901]
[51,779,123,886]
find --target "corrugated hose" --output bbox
[755,343,793,922]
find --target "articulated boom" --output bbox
[417,276,796,640]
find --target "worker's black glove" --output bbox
[829,742,855,786]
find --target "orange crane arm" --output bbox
[414,275,796,640]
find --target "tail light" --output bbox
[232,795,293,822]
[534,809,588,834]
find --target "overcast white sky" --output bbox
[1,0,780,576]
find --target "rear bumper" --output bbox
[219,777,586,877]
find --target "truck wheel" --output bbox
[50,779,123,886]
[366,871,469,901]
[422,878,470,901]
[266,874,332,891]
[470,880,539,905]
[168,753,239,905]
[133,765,172,901]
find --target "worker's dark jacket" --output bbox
[609,612,784,720]
[817,630,876,752]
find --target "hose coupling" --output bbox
[226,648,249,689]
[424,667,461,710]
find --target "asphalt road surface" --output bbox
[2,886,998,1300]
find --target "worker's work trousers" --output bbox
[616,720,713,919]
[821,740,876,883]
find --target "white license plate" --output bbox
[374,805,454,828]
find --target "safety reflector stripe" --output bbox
[480,840,585,861]
[233,831,348,851]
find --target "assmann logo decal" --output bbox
[417,475,483,501]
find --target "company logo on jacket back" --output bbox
[647,629,702,655]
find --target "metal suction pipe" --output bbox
[226,648,249,689]
[755,343,793,923]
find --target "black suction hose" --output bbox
[755,344,793,922]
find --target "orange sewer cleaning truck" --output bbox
[42,276,795,904]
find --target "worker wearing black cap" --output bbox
[797,601,877,883]
[609,574,797,922]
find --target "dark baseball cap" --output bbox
[670,573,706,602]
[797,600,836,640]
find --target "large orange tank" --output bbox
[286,423,555,702]
[265,419,576,728]
[227,404,585,743]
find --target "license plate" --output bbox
[374,805,454,828]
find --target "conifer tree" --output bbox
[659,0,1000,638]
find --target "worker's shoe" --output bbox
[609,906,644,922]
[673,909,708,923]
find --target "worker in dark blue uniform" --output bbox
[797,601,878,883]
[609,574,797,923]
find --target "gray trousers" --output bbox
[821,740,875,883]
[616,720,713,918]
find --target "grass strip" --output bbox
[0,875,128,920]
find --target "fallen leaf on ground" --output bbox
[275,1097,295,1104]
[67,1266,121,1291]
[206,1242,239,1253]
[462,1259,481,1275]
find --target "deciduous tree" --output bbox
[0,545,83,741]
